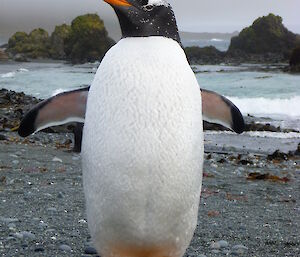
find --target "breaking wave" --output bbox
[227,96,300,118]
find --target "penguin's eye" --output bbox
[143,5,154,11]
[139,0,148,6]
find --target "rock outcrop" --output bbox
[49,24,72,60]
[5,14,115,63]
[227,14,300,62]
[289,46,300,72]
[64,14,115,64]
[185,46,225,65]
[0,49,9,61]
[7,29,51,59]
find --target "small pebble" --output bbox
[15,231,35,240]
[21,231,36,240]
[14,233,24,239]
[47,207,57,212]
[57,192,64,199]
[39,222,48,228]
[222,249,231,255]
[210,163,218,168]
[34,247,45,252]
[52,157,63,163]
[8,223,16,229]
[0,217,19,223]
[59,244,72,251]
[211,249,221,254]
[218,240,229,248]
[84,245,98,254]
[45,229,56,233]
[232,244,248,254]
[0,134,8,141]
[210,242,221,249]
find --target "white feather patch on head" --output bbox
[147,0,169,7]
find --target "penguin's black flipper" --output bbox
[201,89,245,134]
[18,87,90,137]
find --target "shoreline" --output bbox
[0,88,299,140]
[0,54,293,69]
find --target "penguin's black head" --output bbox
[104,0,181,44]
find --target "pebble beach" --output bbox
[0,127,299,256]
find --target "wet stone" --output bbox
[34,247,45,252]
[0,134,8,141]
[15,231,35,240]
[210,242,221,249]
[47,207,57,213]
[8,223,16,229]
[57,192,64,199]
[39,222,48,228]
[232,244,248,254]
[218,240,229,248]
[84,245,98,254]
[59,244,72,251]
[0,217,19,224]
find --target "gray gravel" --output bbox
[0,132,299,256]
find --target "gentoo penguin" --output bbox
[18,0,245,256]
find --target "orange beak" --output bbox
[104,0,131,7]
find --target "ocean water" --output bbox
[0,61,300,132]
[0,61,97,98]
[182,39,230,51]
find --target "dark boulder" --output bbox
[0,49,9,61]
[50,24,71,59]
[13,53,28,62]
[185,46,225,65]
[267,150,289,161]
[289,46,300,72]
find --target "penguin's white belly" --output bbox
[82,37,203,255]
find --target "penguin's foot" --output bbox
[103,243,179,257]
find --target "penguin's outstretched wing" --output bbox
[201,89,245,134]
[18,87,89,137]
[18,86,244,137]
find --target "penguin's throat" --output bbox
[115,9,181,44]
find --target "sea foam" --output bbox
[1,72,16,78]
[228,96,300,118]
